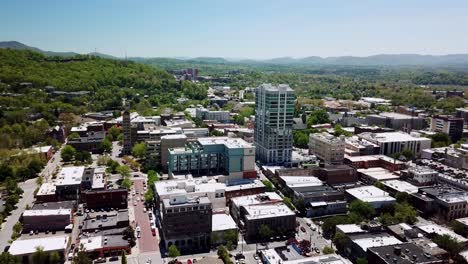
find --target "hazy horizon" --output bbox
[1,0,468,59]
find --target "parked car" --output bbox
[94,258,106,263]
[300,226,306,232]
[109,256,119,261]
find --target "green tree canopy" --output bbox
[168,244,181,258]
[60,145,76,162]
[132,142,147,159]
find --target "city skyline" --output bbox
[1,0,468,58]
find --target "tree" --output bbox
[73,252,92,264]
[307,109,330,126]
[225,229,238,245]
[117,165,131,178]
[262,180,274,192]
[356,258,368,264]
[430,132,451,147]
[121,176,132,189]
[60,145,76,162]
[349,200,375,220]
[259,224,273,240]
[433,234,462,258]
[120,250,127,264]
[332,232,348,253]
[0,252,20,264]
[400,148,415,161]
[67,132,80,140]
[452,220,468,237]
[322,246,334,254]
[31,246,48,264]
[102,138,112,153]
[144,188,154,204]
[122,226,136,247]
[168,244,181,258]
[293,198,306,213]
[211,232,220,245]
[395,192,409,203]
[132,142,147,159]
[49,251,61,264]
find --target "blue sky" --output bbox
[1,0,468,58]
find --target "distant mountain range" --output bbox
[2,41,468,67]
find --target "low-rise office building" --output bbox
[344,155,406,172]
[230,193,295,241]
[55,166,85,200]
[430,115,464,143]
[82,210,129,232]
[196,108,230,123]
[80,235,131,258]
[344,232,402,262]
[82,188,128,209]
[357,167,400,184]
[367,243,444,264]
[9,236,69,264]
[346,186,396,209]
[406,166,438,185]
[381,180,419,195]
[167,137,256,179]
[366,112,426,131]
[357,132,431,157]
[160,195,212,252]
[211,213,238,246]
[22,208,72,232]
[309,133,345,165]
[67,131,106,154]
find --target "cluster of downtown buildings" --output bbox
[6,80,468,264]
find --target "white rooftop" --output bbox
[9,236,69,255]
[382,180,419,194]
[345,154,404,164]
[36,182,56,196]
[456,217,468,226]
[353,234,402,252]
[197,136,253,149]
[155,178,225,197]
[359,132,430,143]
[279,176,323,188]
[212,214,237,232]
[261,249,351,264]
[23,208,71,217]
[80,236,102,251]
[231,192,283,208]
[346,186,396,203]
[29,145,52,154]
[417,224,468,243]
[244,203,295,220]
[336,224,365,234]
[161,134,187,140]
[358,167,400,181]
[379,112,419,119]
[56,166,85,186]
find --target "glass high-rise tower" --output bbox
[254,83,295,165]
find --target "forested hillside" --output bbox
[0,49,207,148]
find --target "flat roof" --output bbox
[345,154,404,164]
[359,132,430,143]
[261,249,351,264]
[212,214,237,232]
[56,166,85,186]
[161,134,187,140]
[379,112,421,119]
[382,180,419,194]
[279,176,323,188]
[23,208,71,217]
[92,167,106,189]
[358,167,400,181]
[456,217,468,226]
[368,242,440,263]
[346,186,396,203]
[244,203,295,220]
[155,178,225,197]
[231,192,283,208]
[336,224,365,234]
[197,136,253,149]
[351,233,402,252]
[9,236,69,255]
[417,224,468,243]
[36,182,56,196]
